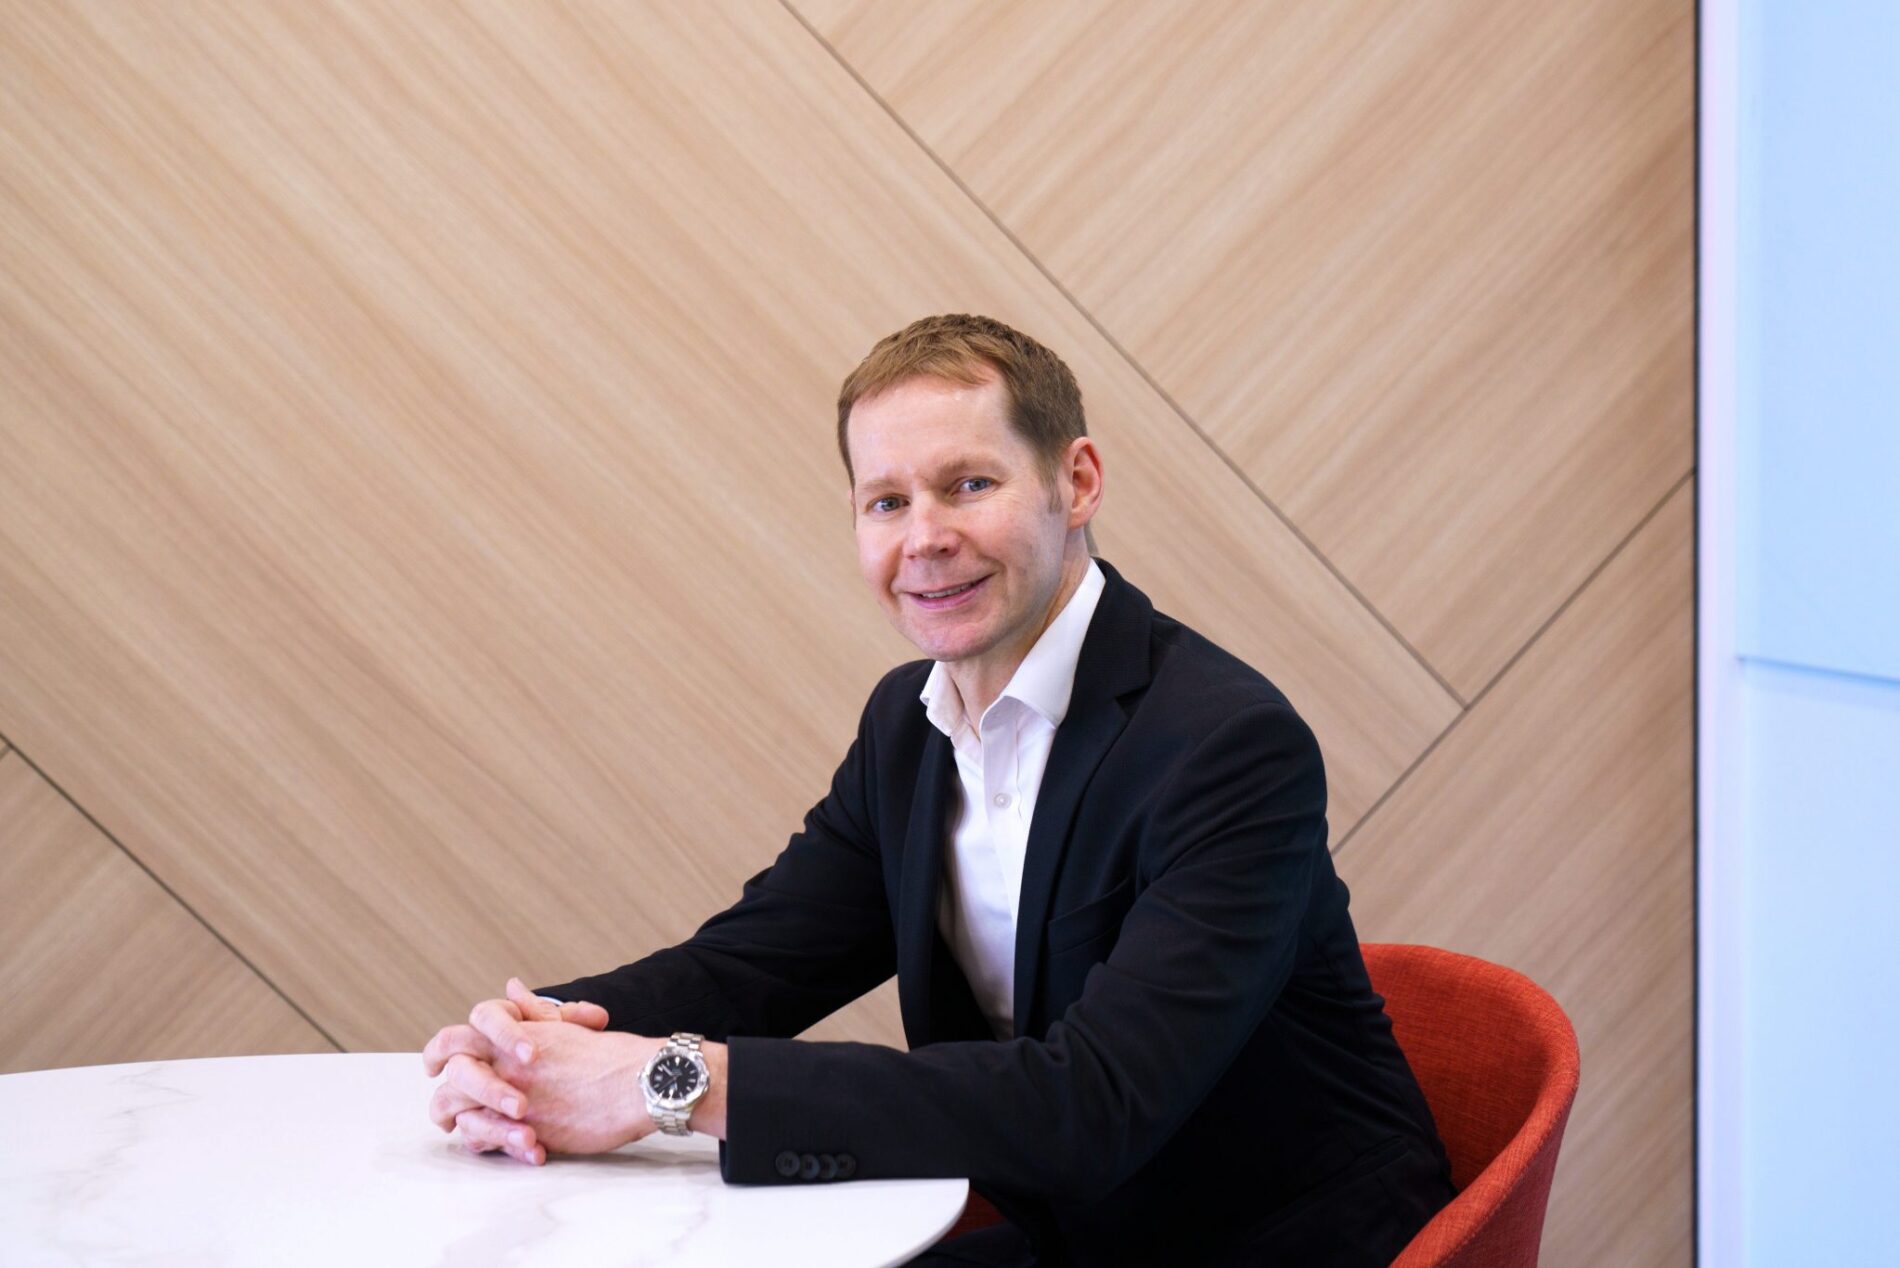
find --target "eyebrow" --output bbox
[854,455,1007,496]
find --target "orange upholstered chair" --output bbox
[1367,943,1582,1268]
[939,1190,1006,1245]
[937,943,1581,1264]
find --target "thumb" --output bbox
[504,976,564,1021]
[505,977,610,1030]
[558,999,611,1030]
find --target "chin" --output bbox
[903,623,993,664]
[908,634,972,662]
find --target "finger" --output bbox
[445,1052,529,1120]
[470,997,536,1064]
[430,1082,485,1133]
[422,1023,494,1078]
[559,999,611,1031]
[506,977,562,1022]
[457,1108,544,1165]
[500,978,611,1032]
[456,1108,538,1160]
[455,1108,544,1165]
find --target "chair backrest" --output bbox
[1364,943,1581,1268]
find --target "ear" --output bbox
[1064,437,1104,530]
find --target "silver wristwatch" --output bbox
[640,1032,710,1135]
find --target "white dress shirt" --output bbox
[919,559,1106,1040]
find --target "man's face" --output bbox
[847,371,1079,674]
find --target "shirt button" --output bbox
[993,792,1010,808]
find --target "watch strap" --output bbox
[648,1031,707,1136]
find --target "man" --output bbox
[423,314,1452,1264]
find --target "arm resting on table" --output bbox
[721,704,1327,1205]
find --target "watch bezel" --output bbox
[640,1042,711,1113]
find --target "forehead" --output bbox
[847,372,1030,484]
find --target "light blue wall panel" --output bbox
[1739,660,1900,1264]
[1723,4,1900,1263]
[1740,1,1900,685]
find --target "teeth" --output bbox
[919,581,975,599]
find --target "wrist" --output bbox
[622,1033,664,1143]
[688,1041,728,1140]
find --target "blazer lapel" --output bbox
[896,725,956,1046]
[1011,560,1153,1036]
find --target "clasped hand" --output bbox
[423,977,659,1166]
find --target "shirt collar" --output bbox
[918,558,1106,739]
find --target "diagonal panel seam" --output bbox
[0,726,345,1052]
[776,0,1468,710]
[1330,464,1695,858]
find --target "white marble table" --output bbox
[0,1052,967,1267]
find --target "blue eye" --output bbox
[960,477,993,494]
[869,496,901,514]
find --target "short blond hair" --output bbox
[836,314,1088,493]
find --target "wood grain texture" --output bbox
[0,749,331,1072]
[1339,480,1693,1266]
[0,0,1452,1059]
[800,0,1696,700]
[0,5,1693,1257]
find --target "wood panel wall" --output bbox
[0,3,1692,1263]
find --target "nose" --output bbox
[904,496,958,558]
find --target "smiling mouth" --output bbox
[905,575,990,606]
[914,580,980,599]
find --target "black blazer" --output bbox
[541,560,1451,1265]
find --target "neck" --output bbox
[947,549,1091,725]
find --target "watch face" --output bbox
[647,1052,702,1102]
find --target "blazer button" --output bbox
[774,1150,800,1179]
[835,1153,857,1179]
[799,1153,821,1181]
[818,1154,838,1181]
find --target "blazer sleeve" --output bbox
[719,702,1328,1204]
[535,692,896,1041]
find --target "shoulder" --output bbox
[852,658,934,747]
[1106,607,1329,821]
[1142,608,1315,745]
[865,657,932,712]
